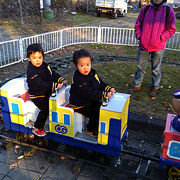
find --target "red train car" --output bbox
[160,114,180,168]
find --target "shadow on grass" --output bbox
[65,61,180,119]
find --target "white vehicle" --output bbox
[96,0,128,18]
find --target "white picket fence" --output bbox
[0,26,179,68]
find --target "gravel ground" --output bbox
[79,12,138,28]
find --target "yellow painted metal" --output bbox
[98,96,130,145]
[98,109,121,145]
[121,97,130,138]
[0,90,7,97]
[8,98,25,125]
[49,99,74,137]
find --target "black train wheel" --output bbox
[35,137,48,148]
[27,134,35,142]
[16,132,28,142]
[168,166,180,180]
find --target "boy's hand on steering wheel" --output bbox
[57,83,63,89]
[107,92,112,98]
[110,88,115,94]
[62,80,68,85]
[57,80,68,89]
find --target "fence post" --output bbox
[19,37,24,62]
[97,26,101,44]
[60,29,63,49]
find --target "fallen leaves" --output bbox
[10,159,23,169]
[59,156,67,160]
[163,101,174,112]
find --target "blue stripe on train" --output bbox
[0,96,11,129]
[108,118,122,149]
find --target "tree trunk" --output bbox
[138,0,142,8]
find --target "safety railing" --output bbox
[0,26,179,68]
[0,39,21,68]
[166,32,180,51]
[101,27,138,45]
[61,27,99,47]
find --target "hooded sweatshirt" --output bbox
[27,62,64,99]
[69,68,112,108]
[135,2,176,52]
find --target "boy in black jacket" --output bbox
[70,49,115,137]
[26,43,67,137]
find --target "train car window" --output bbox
[167,140,180,160]
[63,114,70,126]
[11,103,20,114]
[100,122,106,134]
[51,111,59,123]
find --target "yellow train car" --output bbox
[0,77,130,156]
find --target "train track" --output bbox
[1,53,180,87]
[0,54,137,87]
[0,124,167,180]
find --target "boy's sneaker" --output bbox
[149,86,158,100]
[32,128,46,137]
[85,130,93,136]
[92,131,98,138]
[85,130,98,138]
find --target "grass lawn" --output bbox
[176,19,180,32]
[85,44,180,64]
[73,14,109,25]
[64,58,180,120]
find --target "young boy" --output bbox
[69,49,115,137]
[26,43,67,137]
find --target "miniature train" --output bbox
[0,77,130,157]
[1,77,180,176]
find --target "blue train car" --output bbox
[0,77,130,157]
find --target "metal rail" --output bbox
[0,53,179,88]
[0,133,158,180]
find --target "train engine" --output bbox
[0,77,130,157]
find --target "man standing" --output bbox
[131,0,176,99]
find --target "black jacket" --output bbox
[26,62,64,99]
[70,68,112,108]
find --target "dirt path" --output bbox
[0,11,139,42]
[80,12,138,28]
